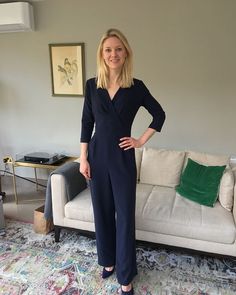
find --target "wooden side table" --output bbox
[8,156,78,204]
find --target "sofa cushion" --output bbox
[136,183,154,216]
[140,147,185,187]
[219,168,234,211]
[65,188,94,222]
[176,158,226,207]
[135,185,236,244]
[135,148,143,181]
[66,184,155,223]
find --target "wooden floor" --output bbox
[1,175,46,223]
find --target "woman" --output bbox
[80,28,165,295]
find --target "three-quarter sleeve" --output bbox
[80,81,95,142]
[139,80,166,132]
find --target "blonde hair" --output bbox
[96,28,134,89]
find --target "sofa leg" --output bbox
[54,226,61,242]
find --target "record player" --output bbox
[21,152,67,164]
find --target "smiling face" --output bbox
[102,36,127,72]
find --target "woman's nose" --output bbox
[111,50,117,56]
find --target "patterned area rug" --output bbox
[0,220,236,295]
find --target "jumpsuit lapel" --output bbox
[97,88,110,113]
[97,88,126,137]
[108,90,127,137]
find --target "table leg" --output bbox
[12,165,18,204]
[34,168,39,191]
[0,175,6,199]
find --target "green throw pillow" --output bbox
[176,158,226,207]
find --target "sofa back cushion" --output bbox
[219,168,234,211]
[185,151,229,167]
[140,147,185,187]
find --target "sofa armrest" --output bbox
[232,168,236,222]
[44,162,87,221]
[51,164,88,226]
[51,174,68,226]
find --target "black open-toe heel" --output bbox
[101,267,115,279]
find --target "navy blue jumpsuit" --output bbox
[80,78,165,285]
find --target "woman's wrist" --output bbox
[80,155,88,161]
[137,137,146,147]
[138,128,156,146]
[80,142,88,161]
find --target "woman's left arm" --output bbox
[119,80,166,151]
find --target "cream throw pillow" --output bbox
[219,168,234,211]
[140,147,185,187]
[185,151,229,167]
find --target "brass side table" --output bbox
[8,156,78,204]
[0,175,6,199]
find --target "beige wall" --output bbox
[0,0,236,177]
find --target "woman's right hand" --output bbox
[79,159,91,180]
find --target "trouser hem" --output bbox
[117,270,138,286]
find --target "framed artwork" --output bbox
[49,43,85,97]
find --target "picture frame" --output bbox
[49,43,85,97]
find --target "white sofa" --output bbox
[51,147,236,257]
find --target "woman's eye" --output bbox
[105,48,111,53]
[116,48,123,52]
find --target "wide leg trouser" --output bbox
[90,166,137,285]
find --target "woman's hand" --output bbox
[80,159,91,180]
[119,129,157,151]
[119,137,143,150]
